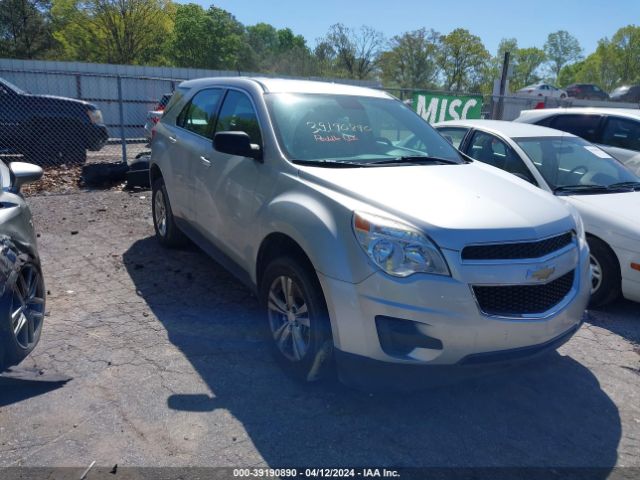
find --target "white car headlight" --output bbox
[353,211,450,277]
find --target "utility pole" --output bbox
[494,51,510,120]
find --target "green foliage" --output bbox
[438,28,491,92]
[171,4,244,69]
[379,28,440,89]
[52,0,174,65]
[513,47,546,89]
[544,30,582,78]
[0,0,54,58]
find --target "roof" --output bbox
[179,76,392,99]
[435,119,576,138]
[517,107,640,122]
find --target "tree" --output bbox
[438,28,490,92]
[171,4,245,69]
[0,0,54,58]
[379,28,440,89]
[544,30,582,79]
[610,25,640,84]
[52,0,174,64]
[321,23,384,79]
[514,47,546,88]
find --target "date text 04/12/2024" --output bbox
[232,468,401,478]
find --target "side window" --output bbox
[467,131,536,183]
[551,115,601,142]
[215,90,262,146]
[601,117,640,151]
[436,127,469,149]
[535,115,555,127]
[177,88,224,139]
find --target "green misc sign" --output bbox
[413,92,483,123]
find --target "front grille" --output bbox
[473,270,575,316]
[462,232,573,260]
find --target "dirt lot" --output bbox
[0,188,638,475]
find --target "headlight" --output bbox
[353,211,450,277]
[87,109,104,124]
[567,205,586,246]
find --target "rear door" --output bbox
[598,116,640,172]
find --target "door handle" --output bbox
[168,136,177,143]
[200,156,211,167]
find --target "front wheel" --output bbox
[588,236,621,308]
[260,256,333,381]
[0,261,46,371]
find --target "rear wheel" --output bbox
[260,256,333,381]
[0,261,45,371]
[587,236,621,308]
[152,177,186,247]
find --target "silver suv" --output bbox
[150,77,590,384]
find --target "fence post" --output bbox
[117,76,127,164]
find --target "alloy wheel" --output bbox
[154,189,167,237]
[10,264,45,350]
[590,254,603,294]
[267,275,311,362]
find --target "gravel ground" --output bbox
[0,190,638,474]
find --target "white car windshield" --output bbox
[265,93,463,165]
[515,136,640,192]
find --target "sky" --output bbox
[180,0,640,56]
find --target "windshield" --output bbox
[515,136,639,191]
[0,78,26,94]
[264,93,463,165]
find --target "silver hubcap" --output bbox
[267,275,310,362]
[11,265,45,350]
[154,189,167,237]
[590,254,603,294]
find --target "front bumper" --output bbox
[318,241,591,366]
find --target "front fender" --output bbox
[261,192,374,284]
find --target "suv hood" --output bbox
[298,162,574,251]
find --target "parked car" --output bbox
[565,84,609,101]
[435,119,640,307]
[149,77,590,385]
[610,85,640,103]
[516,83,568,99]
[0,161,46,371]
[514,108,640,174]
[0,77,108,165]
[143,93,173,142]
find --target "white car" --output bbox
[514,107,640,175]
[516,83,568,99]
[150,77,590,384]
[435,119,640,307]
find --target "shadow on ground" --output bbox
[0,368,70,408]
[123,236,621,471]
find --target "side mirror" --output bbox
[214,131,262,161]
[9,162,43,190]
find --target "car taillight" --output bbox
[87,109,104,124]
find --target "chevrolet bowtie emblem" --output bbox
[528,266,556,282]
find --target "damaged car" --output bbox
[0,160,46,371]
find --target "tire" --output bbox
[260,256,334,382]
[587,236,621,308]
[151,177,186,248]
[0,259,45,371]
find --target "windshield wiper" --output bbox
[606,181,640,191]
[291,159,375,168]
[366,156,461,166]
[553,185,610,195]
